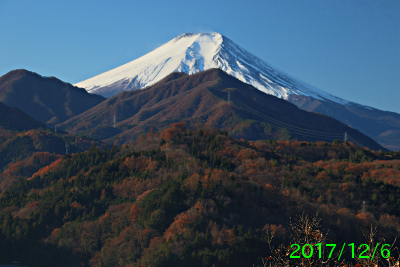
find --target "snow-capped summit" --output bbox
[75,32,347,104]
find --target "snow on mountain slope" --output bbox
[75,32,348,104]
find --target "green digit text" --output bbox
[302,244,313,258]
[315,243,322,258]
[348,243,355,258]
[381,244,390,259]
[326,244,336,259]
[359,244,370,259]
[290,244,300,258]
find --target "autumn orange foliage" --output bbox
[161,122,186,140]
[29,158,64,179]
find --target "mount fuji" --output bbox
[75,33,400,150]
[75,33,346,104]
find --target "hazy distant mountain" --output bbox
[74,32,400,150]
[0,69,106,126]
[288,95,400,151]
[64,69,384,150]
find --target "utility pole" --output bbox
[65,142,70,156]
[344,132,348,142]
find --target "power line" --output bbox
[235,101,337,140]
[233,97,343,140]
[234,98,343,137]
[347,134,367,148]
[231,95,368,147]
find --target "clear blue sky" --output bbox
[1,0,399,113]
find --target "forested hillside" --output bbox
[0,123,399,266]
[0,128,102,193]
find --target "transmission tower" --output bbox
[363,200,366,213]
[113,113,116,128]
[227,92,231,104]
[344,132,348,142]
[65,142,70,156]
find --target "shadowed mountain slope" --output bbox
[0,69,106,126]
[60,69,384,151]
[0,102,44,131]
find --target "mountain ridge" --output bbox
[63,68,384,151]
[0,69,106,126]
